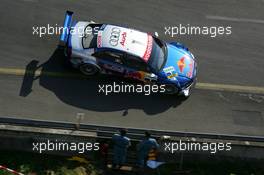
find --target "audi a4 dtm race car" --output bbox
[59,11,197,97]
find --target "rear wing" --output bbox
[58,11,74,47]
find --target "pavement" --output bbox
[0,0,263,136]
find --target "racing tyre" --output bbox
[164,84,179,94]
[79,63,100,76]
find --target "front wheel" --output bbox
[79,63,100,76]
[164,84,179,94]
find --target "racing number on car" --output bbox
[109,27,121,46]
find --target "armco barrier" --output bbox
[0,117,264,159]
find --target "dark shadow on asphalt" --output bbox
[19,60,39,97]
[20,48,186,115]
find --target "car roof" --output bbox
[97,24,153,62]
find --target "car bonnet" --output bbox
[161,44,195,80]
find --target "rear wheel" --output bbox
[79,63,100,76]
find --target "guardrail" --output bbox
[1,117,264,160]
[0,117,263,142]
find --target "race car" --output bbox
[59,11,197,97]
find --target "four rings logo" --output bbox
[109,27,121,46]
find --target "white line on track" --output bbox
[206,15,264,24]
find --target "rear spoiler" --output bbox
[58,11,74,47]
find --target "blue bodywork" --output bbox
[157,43,197,90]
[59,11,73,44]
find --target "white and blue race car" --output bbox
[59,11,197,97]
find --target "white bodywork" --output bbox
[69,23,154,68]
[70,23,153,61]
[97,25,153,61]
[71,21,90,50]
[70,21,96,67]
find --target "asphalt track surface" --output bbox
[0,0,263,136]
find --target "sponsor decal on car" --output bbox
[97,31,103,47]
[187,60,194,78]
[167,73,178,79]
[163,66,175,73]
[126,71,158,83]
[142,35,153,62]
[120,32,127,47]
[126,71,146,80]
[109,27,121,46]
[177,57,186,73]
[163,66,178,80]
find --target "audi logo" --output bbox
[109,27,121,46]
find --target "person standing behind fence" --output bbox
[137,131,159,168]
[112,129,131,169]
[99,140,109,169]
